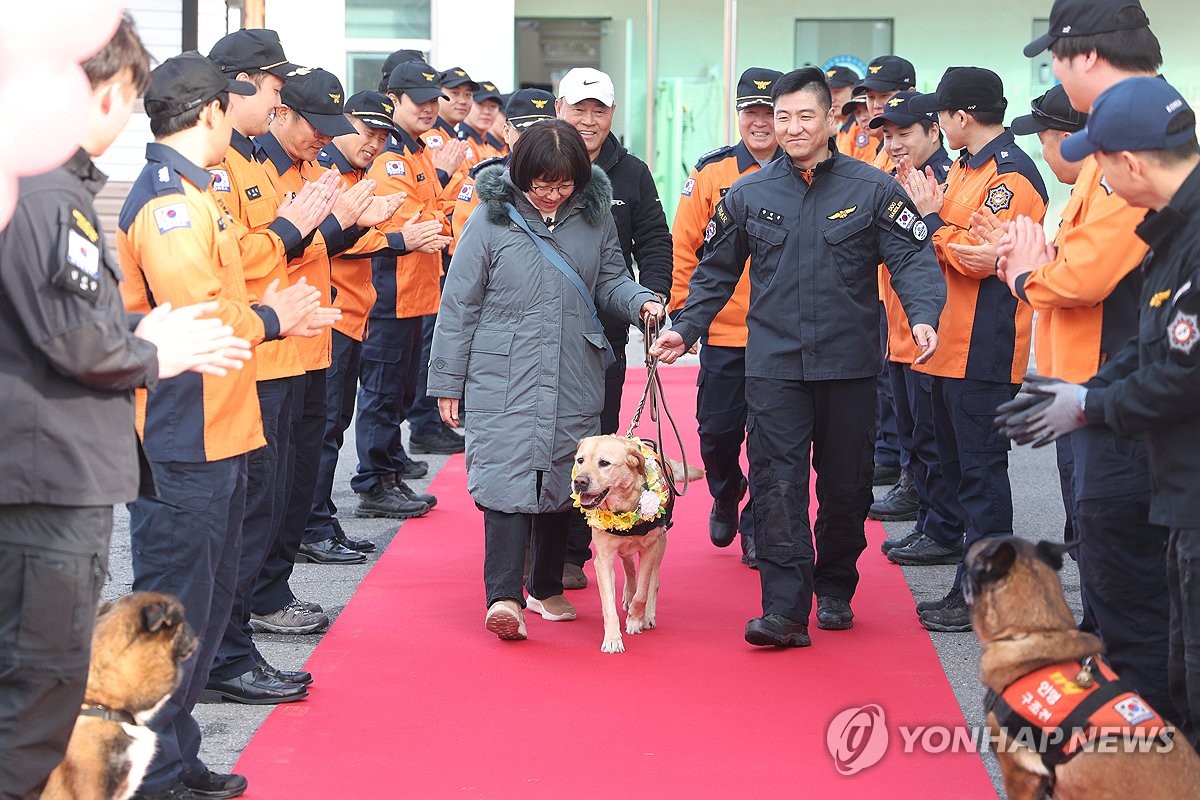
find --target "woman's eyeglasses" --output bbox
[529,182,575,198]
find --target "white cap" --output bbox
[557,67,615,107]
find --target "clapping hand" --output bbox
[134,301,252,378]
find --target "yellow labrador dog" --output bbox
[573,435,683,654]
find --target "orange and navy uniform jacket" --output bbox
[456,120,502,164]
[484,131,508,160]
[882,147,953,364]
[366,127,450,320]
[452,154,505,249]
[1012,156,1148,384]
[668,141,782,348]
[117,142,272,462]
[316,141,411,341]
[836,116,875,163]
[421,117,475,223]
[212,130,305,382]
[914,130,1048,383]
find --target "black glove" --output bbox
[995,375,1086,448]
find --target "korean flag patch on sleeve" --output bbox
[386,160,406,177]
[210,169,231,192]
[153,203,191,233]
[681,178,695,197]
[457,183,474,202]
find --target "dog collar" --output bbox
[985,655,1172,775]
[79,703,140,726]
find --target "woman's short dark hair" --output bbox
[1048,8,1162,73]
[771,67,832,111]
[149,92,229,138]
[508,119,593,192]
[83,12,152,93]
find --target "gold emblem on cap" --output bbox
[531,98,548,109]
[869,65,882,74]
[329,93,341,103]
[826,69,836,78]
[484,84,495,91]
[888,96,905,107]
[422,72,434,81]
[382,102,393,113]
[754,80,771,90]
[454,70,465,76]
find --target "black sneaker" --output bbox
[919,589,972,632]
[354,485,429,519]
[740,531,758,569]
[887,534,964,566]
[132,786,197,800]
[816,597,854,630]
[880,527,923,555]
[868,474,919,521]
[398,457,429,479]
[916,589,958,615]
[710,478,746,548]
[384,473,438,509]
[744,614,811,647]
[182,770,248,799]
[409,426,465,454]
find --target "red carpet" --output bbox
[236,366,995,798]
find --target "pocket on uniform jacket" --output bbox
[359,343,406,396]
[821,213,875,287]
[466,330,515,412]
[745,219,785,289]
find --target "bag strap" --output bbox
[505,202,607,339]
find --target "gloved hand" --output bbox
[995,375,1087,447]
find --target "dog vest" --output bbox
[985,655,1172,774]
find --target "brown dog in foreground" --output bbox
[573,435,695,653]
[42,592,197,800]
[965,536,1200,799]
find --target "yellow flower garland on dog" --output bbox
[571,440,671,532]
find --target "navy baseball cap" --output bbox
[381,49,424,81]
[841,89,868,117]
[1011,85,1088,135]
[440,67,479,91]
[824,66,860,89]
[145,51,255,117]
[280,67,356,137]
[505,88,555,129]
[474,81,504,105]
[386,60,447,103]
[859,55,916,92]
[1061,77,1193,162]
[868,92,939,129]
[207,29,300,78]
[908,67,1007,115]
[1024,0,1151,58]
[736,67,784,110]
[344,91,401,135]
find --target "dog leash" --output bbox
[623,309,692,497]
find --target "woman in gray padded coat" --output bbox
[428,119,664,641]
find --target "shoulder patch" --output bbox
[457,183,474,203]
[1168,311,1199,355]
[66,228,101,278]
[855,131,870,148]
[386,160,406,177]
[984,184,1014,214]
[680,178,696,197]
[153,203,191,234]
[426,134,444,148]
[210,168,231,193]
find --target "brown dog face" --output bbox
[573,435,647,513]
[964,537,1078,645]
[87,592,197,721]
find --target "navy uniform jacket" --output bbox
[0,148,159,505]
[673,140,946,381]
[1083,164,1200,527]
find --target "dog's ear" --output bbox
[973,537,1018,583]
[141,599,179,633]
[625,441,646,476]
[1034,539,1076,572]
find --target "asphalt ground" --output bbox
[103,334,1073,798]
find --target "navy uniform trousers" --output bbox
[746,375,875,622]
[695,345,755,537]
[928,376,1018,589]
[885,360,960,545]
[306,330,364,545]
[130,455,247,793]
[210,376,297,681]
[351,316,424,495]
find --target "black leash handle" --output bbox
[623,305,692,497]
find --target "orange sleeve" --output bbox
[1017,179,1149,309]
[669,166,714,312]
[934,172,1046,279]
[452,179,481,243]
[368,154,446,234]
[123,194,266,345]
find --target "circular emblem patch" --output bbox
[855,132,869,148]
[912,220,928,241]
[1169,311,1199,354]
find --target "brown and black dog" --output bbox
[43,592,197,800]
[965,536,1200,799]
[573,435,694,654]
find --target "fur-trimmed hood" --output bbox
[474,163,613,227]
